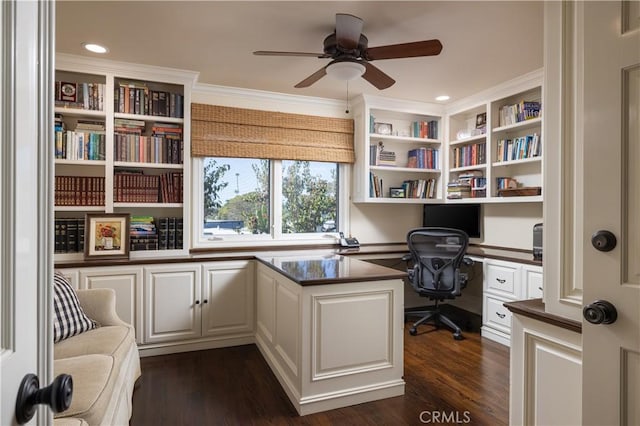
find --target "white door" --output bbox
[582,1,640,424]
[0,1,55,425]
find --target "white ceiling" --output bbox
[55,1,544,104]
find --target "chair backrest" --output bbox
[406,227,469,298]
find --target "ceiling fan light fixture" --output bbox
[326,60,365,81]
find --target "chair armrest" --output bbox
[75,288,129,327]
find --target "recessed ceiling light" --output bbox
[82,43,108,54]
[435,95,450,101]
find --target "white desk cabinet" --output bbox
[201,260,254,338]
[57,266,143,343]
[481,259,542,346]
[143,263,202,344]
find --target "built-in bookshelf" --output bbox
[54,54,198,260]
[445,70,543,203]
[352,95,444,203]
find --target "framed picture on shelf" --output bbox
[389,187,405,198]
[475,112,487,129]
[373,122,393,135]
[84,213,130,260]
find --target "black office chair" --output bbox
[404,227,473,340]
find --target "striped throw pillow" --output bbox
[53,271,96,343]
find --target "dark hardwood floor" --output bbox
[131,323,509,425]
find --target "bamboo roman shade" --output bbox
[191,104,355,163]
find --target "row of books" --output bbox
[55,130,106,161]
[114,135,183,164]
[496,134,541,162]
[113,171,183,204]
[369,172,436,199]
[129,216,183,251]
[401,178,437,199]
[114,82,184,118]
[452,142,487,169]
[498,100,541,127]
[55,176,105,206]
[407,147,439,169]
[54,218,85,253]
[55,81,105,111]
[411,120,439,140]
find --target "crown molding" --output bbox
[56,53,200,85]
[445,68,543,115]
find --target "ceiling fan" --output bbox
[253,13,442,90]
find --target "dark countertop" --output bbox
[504,298,582,333]
[337,243,542,266]
[256,254,407,286]
[56,243,541,268]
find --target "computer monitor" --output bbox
[422,204,482,239]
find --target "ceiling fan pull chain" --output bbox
[345,81,350,114]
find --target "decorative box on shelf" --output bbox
[497,187,542,197]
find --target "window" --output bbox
[198,158,346,244]
[203,158,269,237]
[282,160,338,234]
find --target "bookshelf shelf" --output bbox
[114,161,183,170]
[55,159,106,167]
[450,134,487,146]
[54,206,105,212]
[492,117,541,134]
[450,164,487,173]
[492,156,542,167]
[114,112,184,124]
[369,134,440,144]
[370,165,441,174]
[54,54,197,259]
[114,202,183,208]
[54,107,105,118]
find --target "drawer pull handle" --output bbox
[496,278,506,284]
[496,312,506,319]
[538,287,543,291]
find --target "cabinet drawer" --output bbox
[483,295,513,334]
[525,269,544,299]
[485,262,519,297]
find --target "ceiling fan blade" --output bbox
[253,50,329,58]
[365,39,443,61]
[362,62,395,90]
[335,13,363,50]
[294,66,328,88]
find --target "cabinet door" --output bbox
[201,261,254,337]
[78,266,143,343]
[522,265,543,299]
[144,264,201,343]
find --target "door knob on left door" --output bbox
[583,300,618,325]
[15,373,73,424]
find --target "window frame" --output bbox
[192,157,350,249]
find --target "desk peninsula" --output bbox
[255,254,407,415]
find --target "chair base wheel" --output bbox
[453,333,463,340]
[409,327,417,336]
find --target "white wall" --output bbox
[482,203,542,250]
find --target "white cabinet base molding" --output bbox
[255,263,405,415]
[509,313,582,426]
